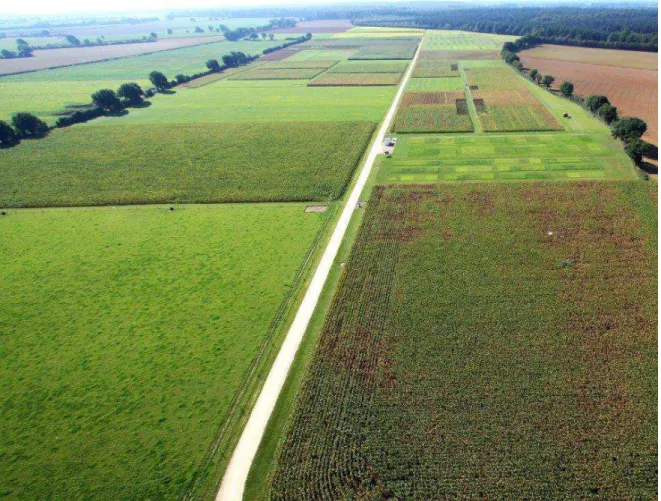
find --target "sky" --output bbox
[0,0,652,16]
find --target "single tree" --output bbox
[167,28,173,35]
[205,59,221,72]
[11,112,48,137]
[91,89,124,112]
[194,26,204,33]
[559,81,574,97]
[612,117,647,141]
[529,68,538,81]
[269,33,275,40]
[83,39,92,45]
[585,95,610,113]
[542,75,555,88]
[0,120,18,145]
[117,83,144,106]
[17,46,33,57]
[512,61,523,72]
[16,38,28,46]
[624,138,647,164]
[65,34,81,45]
[249,32,258,40]
[150,32,158,40]
[1,49,16,58]
[597,103,618,124]
[208,25,214,32]
[261,32,267,40]
[149,71,169,91]
[175,74,188,84]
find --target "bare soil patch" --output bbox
[0,36,226,75]
[520,55,658,145]
[521,44,657,70]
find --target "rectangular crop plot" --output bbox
[259,60,340,69]
[401,91,465,106]
[378,133,636,183]
[0,203,331,500]
[268,181,657,500]
[327,60,409,73]
[308,72,402,86]
[348,40,418,60]
[420,50,500,61]
[0,121,376,207]
[228,67,326,80]
[412,60,459,78]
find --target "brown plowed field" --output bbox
[521,44,657,70]
[269,19,353,34]
[520,55,658,145]
[0,36,226,75]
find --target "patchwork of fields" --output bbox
[2,25,655,501]
[268,181,657,499]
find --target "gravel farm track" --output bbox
[215,38,422,501]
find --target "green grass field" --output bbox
[0,121,375,207]
[0,203,330,500]
[267,182,657,499]
[327,60,409,73]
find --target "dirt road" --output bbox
[215,38,422,501]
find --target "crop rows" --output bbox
[269,182,658,499]
[348,40,419,60]
[259,60,340,69]
[412,60,459,78]
[228,67,327,80]
[308,72,402,86]
[420,50,500,61]
[394,90,473,133]
[0,121,377,207]
[327,60,409,73]
[466,67,562,131]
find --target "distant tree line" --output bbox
[355,7,657,51]
[0,16,159,31]
[501,38,654,168]
[172,5,657,52]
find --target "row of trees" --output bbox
[501,41,652,166]
[1,32,311,147]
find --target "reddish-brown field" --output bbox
[0,36,226,75]
[269,19,353,34]
[522,44,657,70]
[520,55,658,145]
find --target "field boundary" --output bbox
[215,37,422,501]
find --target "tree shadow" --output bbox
[105,110,129,118]
[160,89,177,95]
[131,101,152,109]
[639,161,658,176]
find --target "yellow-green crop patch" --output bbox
[0,121,376,207]
[0,202,331,500]
[422,29,516,50]
[259,60,340,69]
